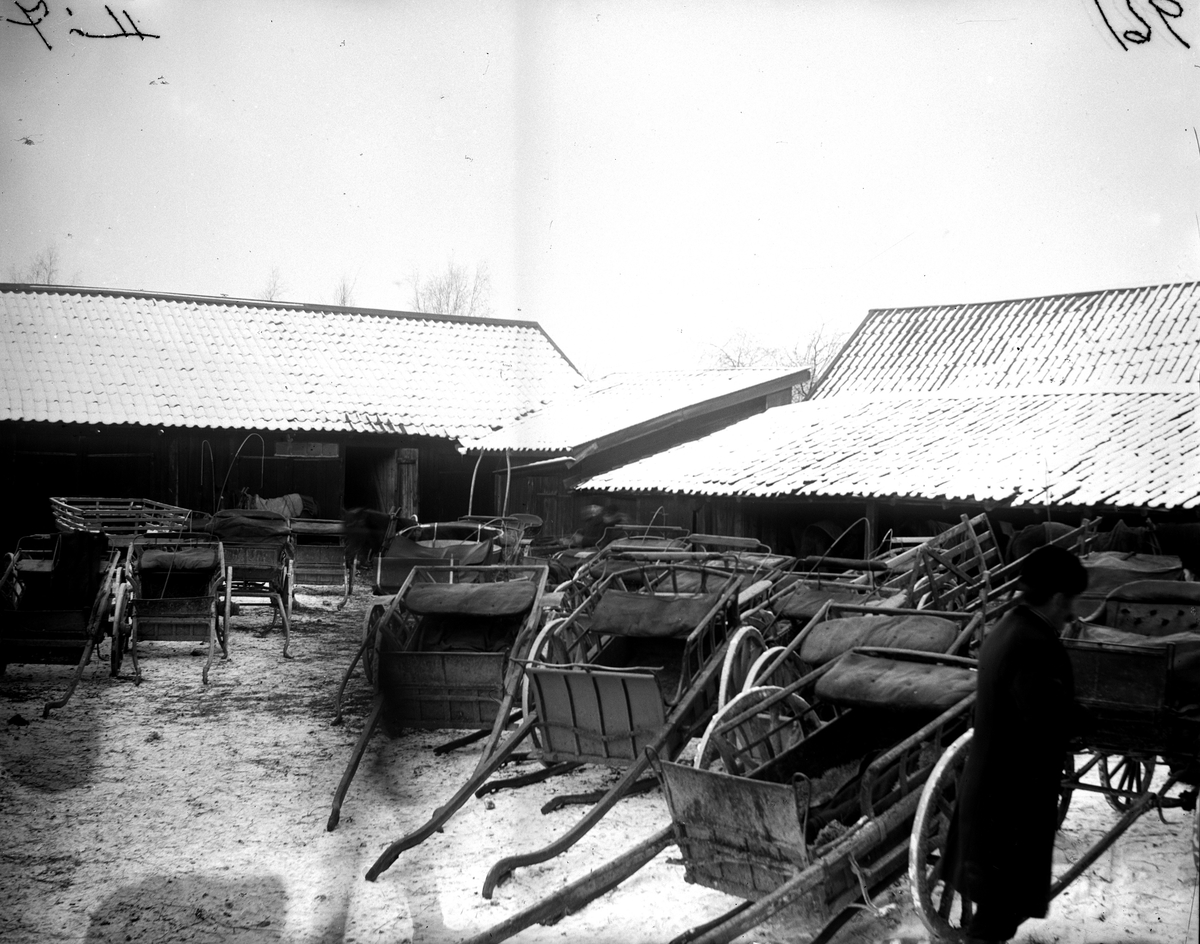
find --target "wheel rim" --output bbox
[1099,754,1156,813]
[694,685,814,775]
[717,626,767,708]
[909,729,973,942]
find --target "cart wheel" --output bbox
[694,685,816,775]
[1057,752,1076,828]
[744,645,807,691]
[521,617,570,762]
[109,583,128,676]
[1098,754,1157,813]
[717,626,767,708]
[360,603,386,686]
[1192,805,1199,876]
[909,729,973,942]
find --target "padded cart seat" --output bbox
[814,649,976,711]
[798,613,962,666]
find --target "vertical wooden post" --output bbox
[398,448,419,519]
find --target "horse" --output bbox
[236,487,319,519]
[338,508,418,606]
[1007,519,1200,575]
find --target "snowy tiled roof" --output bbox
[578,391,1200,509]
[1,286,582,440]
[815,281,1200,398]
[464,368,805,452]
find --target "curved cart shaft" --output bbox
[461,827,675,944]
[364,713,537,880]
[481,636,730,897]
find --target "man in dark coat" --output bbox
[948,545,1089,942]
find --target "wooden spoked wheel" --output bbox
[1098,754,1157,813]
[520,617,570,761]
[744,645,807,691]
[1057,752,1076,828]
[109,583,129,676]
[717,626,767,708]
[1192,805,1199,875]
[694,685,816,775]
[909,729,973,942]
[360,603,387,686]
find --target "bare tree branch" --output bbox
[706,325,847,399]
[405,261,492,318]
[8,244,61,284]
[331,272,357,307]
[260,266,286,301]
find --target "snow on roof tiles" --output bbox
[464,368,803,452]
[1,286,582,440]
[815,281,1200,398]
[578,391,1200,510]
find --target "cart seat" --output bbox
[814,650,976,710]
[1079,552,1185,610]
[1082,580,1200,635]
[138,548,220,571]
[405,581,537,618]
[777,585,887,622]
[205,509,291,544]
[589,589,720,638]
[798,613,961,666]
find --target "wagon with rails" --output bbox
[49,496,192,545]
[0,532,122,716]
[111,533,229,684]
[361,558,746,887]
[205,509,294,658]
[327,562,549,831]
[908,581,1200,941]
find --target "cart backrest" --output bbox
[589,589,721,638]
[812,650,976,710]
[405,581,537,618]
[1086,580,1200,636]
[798,613,962,666]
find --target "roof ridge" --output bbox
[865,278,1200,316]
[0,282,550,331]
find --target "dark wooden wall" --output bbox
[1,422,513,550]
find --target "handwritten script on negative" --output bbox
[1093,0,1191,49]
[5,1,159,51]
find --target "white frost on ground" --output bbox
[0,584,1196,944]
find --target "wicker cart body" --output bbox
[119,534,228,683]
[206,510,294,655]
[289,518,348,598]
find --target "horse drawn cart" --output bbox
[289,517,349,605]
[0,532,122,716]
[50,496,193,544]
[359,558,747,886]
[908,581,1200,941]
[327,563,549,830]
[461,639,981,944]
[205,509,294,658]
[112,533,230,684]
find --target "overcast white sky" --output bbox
[2,1,1198,376]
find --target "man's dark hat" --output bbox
[1018,544,1089,598]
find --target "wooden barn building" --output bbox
[460,367,809,538]
[0,284,582,548]
[572,281,1200,556]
